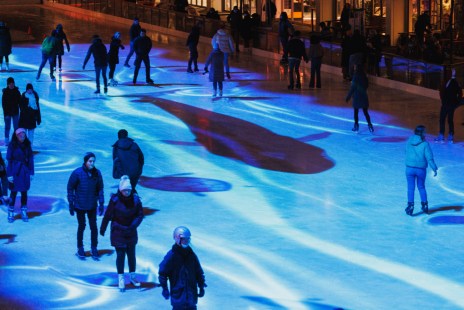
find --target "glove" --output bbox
[433,169,438,177]
[162,287,170,300]
[69,203,75,216]
[7,176,13,183]
[198,286,205,298]
[98,204,104,216]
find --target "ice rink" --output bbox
[1,4,464,310]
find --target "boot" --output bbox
[448,134,454,144]
[421,201,429,214]
[434,134,444,142]
[405,202,414,216]
[130,272,141,287]
[219,90,223,97]
[7,206,14,223]
[368,123,374,133]
[76,247,85,258]
[212,91,217,97]
[21,206,28,222]
[118,274,125,292]
[91,247,99,259]
[352,123,359,132]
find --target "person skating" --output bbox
[124,17,141,68]
[435,68,462,143]
[308,34,324,88]
[55,24,70,72]
[6,128,34,223]
[2,77,21,146]
[345,65,374,133]
[204,43,225,97]
[286,30,309,90]
[132,29,153,85]
[83,35,108,94]
[159,226,206,309]
[112,129,144,190]
[0,21,12,71]
[278,12,294,64]
[186,22,201,73]
[405,125,438,216]
[100,175,144,292]
[67,152,105,259]
[37,30,59,81]
[19,83,41,148]
[211,24,234,79]
[108,32,125,86]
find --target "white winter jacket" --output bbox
[405,135,437,171]
[211,29,234,54]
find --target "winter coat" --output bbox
[55,29,70,56]
[41,35,59,56]
[19,91,41,130]
[278,19,294,39]
[0,25,12,57]
[100,192,144,248]
[405,134,437,171]
[440,78,462,108]
[7,137,34,192]
[67,164,104,211]
[159,244,206,308]
[346,70,369,109]
[112,137,144,182]
[227,9,242,29]
[2,86,21,116]
[129,23,142,42]
[287,37,309,61]
[205,49,224,82]
[211,29,234,54]
[186,26,200,51]
[308,42,324,60]
[134,36,152,57]
[83,37,108,67]
[108,37,125,65]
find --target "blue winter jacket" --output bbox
[7,138,34,192]
[405,135,438,171]
[67,165,104,210]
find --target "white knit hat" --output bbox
[119,175,132,191]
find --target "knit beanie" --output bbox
[26,83,33,91]
[7,77,14,85]
[83,152,96,163]
[119,175,132,191]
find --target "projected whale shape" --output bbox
[145,98,334,174]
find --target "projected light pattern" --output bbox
[0,4,464,310]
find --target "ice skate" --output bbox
[20,206,28,222]
[118,274,125,292]
[7,206,14,223]
[76,247,85,259]
[421,202,429,214]
[434,134,444,142]
[352,123,359,133]
[405,202,414,216]
[368,123,374,133]
[130,273,141,287]
[91,247,99,260]
[448,134,454,144]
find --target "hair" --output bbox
[118,129,128,139]
[7,77,14,85]
[414,125,426,139]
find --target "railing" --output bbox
[48,0,452,90]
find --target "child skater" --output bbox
[204,43,225,97]
[186,22,201,73]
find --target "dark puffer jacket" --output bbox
[67,164,104,210]
[112,137,144,181]
[159,244,206,308]
[83,37,108,67]
[134,35,152,57]
[100,192,143,247]
[19,90,41,129]
[7,135,34,192]
[108,37,124,65]
[2,86,21,116]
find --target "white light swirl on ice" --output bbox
[435,164,464,197]
[34,154,80,174]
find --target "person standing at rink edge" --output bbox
[405,125,438,216]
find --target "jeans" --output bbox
[75,209,98,248]
[37,53,55,78]
[188,47,198,70]
[4,115,19,141]
[9,191,27,207]
[133,55,151,83]
[438,105,456,135]
[108,62,116,80]
[288,58,301,87]
[406,166,427,203]
[95,65,108,91]
[125,40,135,65]
[213,81,223,91]
[116,245,136,274]
[279,36,289,60]
[309,57,322,87]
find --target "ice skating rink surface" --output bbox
[1,4,464,310]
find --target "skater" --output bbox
[100,175,144,292]
[112,129,144,190]
[278,12,294,64]
[308,34,324,88]
[124,17,141,68]
[405,125,438,216]
[263,0,277,26]
[37,30,59,81]
[211,24,234,79]
[55,24,70,72]
[286,30,309,90]
[345,65,374,132]
[159,226,206,309]
[204,43,225,97]
[19,84,41,148]
[6,128,34,223]
[83,35,108,94]
[435,68,462,143]
[227,6,242,53]
[0,152,8,205]
[186,22,201,73]
[2,77,21,146]
[67,152,105,259]
[132,29,153,85]
[108,32,125,86]
[0,21,12,72]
